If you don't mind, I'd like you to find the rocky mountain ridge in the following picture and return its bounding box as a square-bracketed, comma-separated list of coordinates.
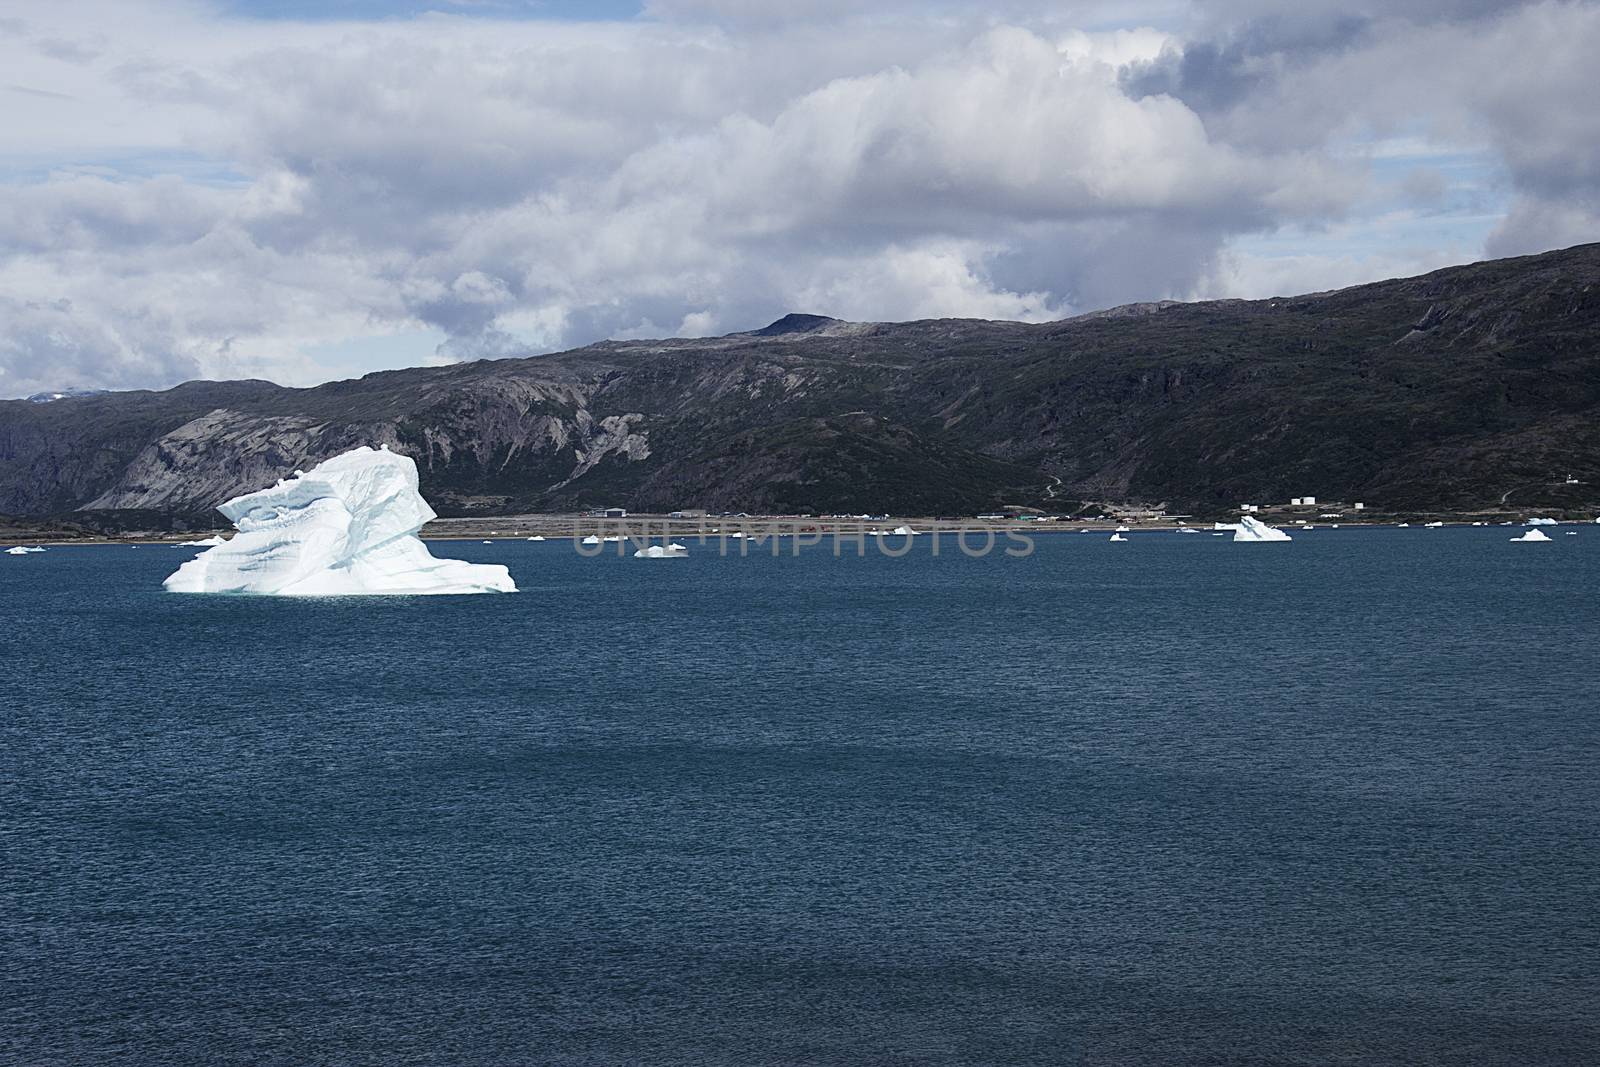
[3, 243, 1599, 520]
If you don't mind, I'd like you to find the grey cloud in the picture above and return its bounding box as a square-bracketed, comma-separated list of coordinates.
[0, 175, 232, 253]
[1121, 1, 1600, 258]
[7, 82, 76, 100]
[1122, 13, 1372, 131]
[34, 35, 102, 64]
[0, 296, 201, 398]
[1399, 167, 1449, 207]
[1487, 196, 1600, 257]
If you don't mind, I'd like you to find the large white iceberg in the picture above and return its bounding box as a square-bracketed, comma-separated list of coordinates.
[1510, 528, 1552, 542]
[1214, 516, 1292, 542]
[634, 542, 689, 558]
[6, 545, 46, 555]
[163, 446, 516, 595]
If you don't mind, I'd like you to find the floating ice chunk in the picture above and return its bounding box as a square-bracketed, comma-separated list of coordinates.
[1527, 517, 1558, 525]
[527, 535, 546, 541]
[876, 525, 919, 536]
[1424, 521, 1444, 528]
[1177, 528, 1199, 534]
[6, 545, 45, 555]
[178, 534, 228, 547]
[1397, 523, 1410, 528]
[1510, 529, 1552, 542]
[1566, 531, 1577, 536]
[634, 542, 689, 558]
[580, 535, 602, 545]
[1115, 525, 1130, 532]
[1108, 533, 1127, 542]
[163, 446, 515, 595]
[1213, 516, 1292, 542]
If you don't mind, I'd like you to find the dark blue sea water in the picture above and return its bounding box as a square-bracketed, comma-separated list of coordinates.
[3, 528, 1599, 1066]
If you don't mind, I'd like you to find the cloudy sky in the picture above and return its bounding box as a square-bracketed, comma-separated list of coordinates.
[2, 0, 1598, 397]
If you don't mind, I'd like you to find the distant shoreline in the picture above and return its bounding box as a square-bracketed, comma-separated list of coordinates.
[6, 510, 1593, 547]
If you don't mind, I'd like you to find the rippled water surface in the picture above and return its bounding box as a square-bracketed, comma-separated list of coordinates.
[3, 528, 1598, 1065]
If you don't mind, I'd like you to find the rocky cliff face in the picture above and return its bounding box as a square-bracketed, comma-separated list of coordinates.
[4, 243, 1599, 519]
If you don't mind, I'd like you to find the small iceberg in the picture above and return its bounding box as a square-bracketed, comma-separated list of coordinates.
[1510, 529, 1552, 542]
[163, 446, 516, 595]
[1115, 525, 1130, 533]
[1177, 528, 1200, 534]
[6, 545, 46, 555]
[876, 525, 919, 536]
[1108, 533, 1127, 542]
[1215, 516, 1292, 542]
[1424, 521, 1444, 528]
[581, 535, 602, 545]
[526, 535, 546, 542]
[178, 534, 228, 547]
[634, 543, 689, 558]
[1527, 517, 1558, 526]
[1397, 523, 1410, 528]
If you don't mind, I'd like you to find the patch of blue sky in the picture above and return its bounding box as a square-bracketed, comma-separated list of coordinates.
[220, 0, 644, 21]
[1339, 125, 1507, 204]
[1233, 209, 1500, 264]
[0, 149, 252, 187]
[300, 328, 454, 384]
[1377, 154, 1506, 238]
[1242, 138, 1511, 261]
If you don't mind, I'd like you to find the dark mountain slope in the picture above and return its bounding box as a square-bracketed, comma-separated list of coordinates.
[3, 243, 1598, 519]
